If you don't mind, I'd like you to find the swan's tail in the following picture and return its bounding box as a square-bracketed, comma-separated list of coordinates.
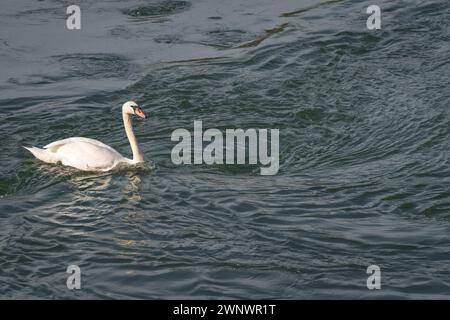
[23, 146, 59, 164]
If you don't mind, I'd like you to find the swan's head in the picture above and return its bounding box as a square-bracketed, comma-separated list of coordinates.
[122, 101, 146, 119]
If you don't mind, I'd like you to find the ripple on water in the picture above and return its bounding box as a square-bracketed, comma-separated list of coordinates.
[124, 1, 191, 18]
[53, 54, 135, 80]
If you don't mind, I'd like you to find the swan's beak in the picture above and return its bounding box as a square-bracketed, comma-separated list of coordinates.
[135, 107, 146, 119]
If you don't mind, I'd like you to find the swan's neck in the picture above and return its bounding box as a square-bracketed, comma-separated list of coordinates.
[122, 111, 144, 163]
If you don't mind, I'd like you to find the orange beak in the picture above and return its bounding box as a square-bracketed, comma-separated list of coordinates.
[135, 107, 146, 119]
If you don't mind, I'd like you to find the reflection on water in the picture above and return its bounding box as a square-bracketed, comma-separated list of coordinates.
[124, 173, 143, 202]
[63, 166, 148, 217]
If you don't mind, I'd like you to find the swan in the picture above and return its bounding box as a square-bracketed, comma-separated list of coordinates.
[24, 101, 146, 172]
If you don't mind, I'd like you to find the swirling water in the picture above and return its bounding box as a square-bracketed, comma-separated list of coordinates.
[0, 0, 449, 299]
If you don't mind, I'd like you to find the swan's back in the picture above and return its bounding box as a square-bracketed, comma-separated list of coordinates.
[45, 137, 118, 153]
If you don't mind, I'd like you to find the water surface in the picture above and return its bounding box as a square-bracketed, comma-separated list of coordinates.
[0, 0, 449, 299]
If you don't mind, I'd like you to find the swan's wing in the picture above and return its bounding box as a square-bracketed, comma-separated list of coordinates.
[44, 137, 117, 154]
[43, 137, 128, 171]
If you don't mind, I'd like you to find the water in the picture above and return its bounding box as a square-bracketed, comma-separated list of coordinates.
[0, 0, 449, 299]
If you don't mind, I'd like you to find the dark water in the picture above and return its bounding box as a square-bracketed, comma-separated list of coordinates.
[1, 0, 449, 299]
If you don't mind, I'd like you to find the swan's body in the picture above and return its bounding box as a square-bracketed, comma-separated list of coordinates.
[24, 101, 146, 172]
[24, 137, 131, 172]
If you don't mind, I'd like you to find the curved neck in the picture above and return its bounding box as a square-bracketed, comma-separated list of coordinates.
[122, 111, 144, 163]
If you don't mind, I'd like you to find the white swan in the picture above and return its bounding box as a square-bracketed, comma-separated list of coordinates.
[24, 101, 146, 172]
